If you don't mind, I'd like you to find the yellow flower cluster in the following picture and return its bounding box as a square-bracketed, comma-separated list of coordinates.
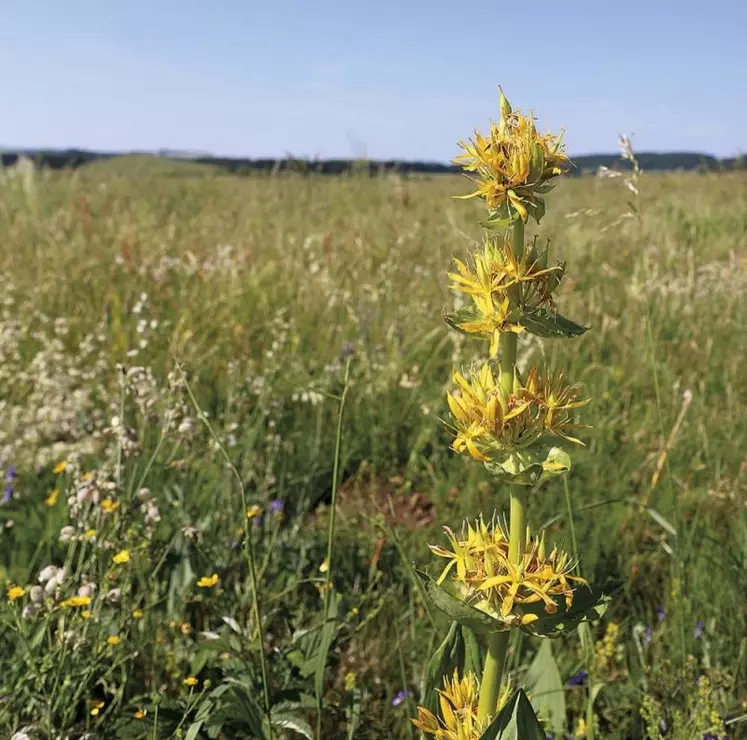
[430, 520, 587, 627]
[594, 621, 623, 674]
[413, 670, 511, 740]
[448, 234, 564, 355]
[448, 362, 587, 463]
[454, 89, 570, 222]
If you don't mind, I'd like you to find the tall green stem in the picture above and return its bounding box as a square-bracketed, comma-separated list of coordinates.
[477, 632, 510, 722]
[508, 489, 528, 563]
[477, 218, 527, 725]
[498, 219, 524, 394]
[505, 218, 528, 567]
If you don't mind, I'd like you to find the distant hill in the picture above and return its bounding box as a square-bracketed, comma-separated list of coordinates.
[0, 148, 744, 176]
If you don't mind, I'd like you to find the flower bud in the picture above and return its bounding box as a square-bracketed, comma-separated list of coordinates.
[499, 87, 512, 119]
[29, 585, 44, 603]
[59, 525, 76, 543]
[498, 87, 512, 136]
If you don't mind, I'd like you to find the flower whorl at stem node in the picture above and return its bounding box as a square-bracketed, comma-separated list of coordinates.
[447, 361, 588, 472]
[447, 234, 566, 356]
[453, 88, 571, 224]
[430, 519, 587, 629]
[412, 669, 512, 740]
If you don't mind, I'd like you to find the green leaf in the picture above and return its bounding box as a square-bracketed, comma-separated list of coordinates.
[421, 621, 486, 719]
[185, 721, 204, 740]
[462, 623, 484, 682]
[519, 585, 611, 638]
[271, 711, 315, 739]
[484, 446, 572, 486]
[479, 204, 516, 231]
[421, 621, 462, 719]
[479, 688, 546, 739]
[442, 306, 484, 337]
[479, 214, 516, 231]
[525, 640, 566, 735]
[634, 500, 677, 536]
[423, 574, 503, 635]
[520, 308, 589, 339]
[313, 590, 339, 702]
[530, 196, 546, 224]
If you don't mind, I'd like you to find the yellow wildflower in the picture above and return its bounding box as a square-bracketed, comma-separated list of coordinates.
[135, 707, 147, 719]
[413, 669, 512, 739]
[345, 672, 357, 692]
[447, 234, 565, 354]
[89, 699, 105, 716]
[7, 585, 25, 601]
[112, 550, 130, 565]
[429, 519, 587, 628]
[594, 621, 623, 674]
[319, 559, 329, 574]
[447, 362, 587, 464]
[197, 573, 219, 588]
[574, 716, 588, 738]
[101, 498, 120, 513]
[106, 635, 121, 646]
[53, 460, 68, 474]
[246, 504, 262, 519]
[84, 529, 97, 539]
[132, 608, 144, 619]
[45, 488, 59, 506]
[453, 88, 570, 223]
[60, 595, 92, 608]
[183, 676, 198, 687]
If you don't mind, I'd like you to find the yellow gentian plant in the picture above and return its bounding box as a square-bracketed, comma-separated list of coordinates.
[414, 89, 609, 739]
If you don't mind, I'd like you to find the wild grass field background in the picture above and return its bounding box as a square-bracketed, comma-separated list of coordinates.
[0, 159, 746, 738]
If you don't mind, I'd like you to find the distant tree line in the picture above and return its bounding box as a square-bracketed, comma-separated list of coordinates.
[0, 148, 744, 175]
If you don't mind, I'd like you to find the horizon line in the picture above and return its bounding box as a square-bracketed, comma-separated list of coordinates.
[1, 145, 743, 166]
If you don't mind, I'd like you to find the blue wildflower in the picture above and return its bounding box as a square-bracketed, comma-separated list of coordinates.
[270, 500, 284, 513]
[693, 619, 705, 639]
[392, 689, 412, 707]
[656, 606, 666, 622]
[568, 670, 588, 687]
[1, 483, 12, 505]
[644, 627, 653, 646]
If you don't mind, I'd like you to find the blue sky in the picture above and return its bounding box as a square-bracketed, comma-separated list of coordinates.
[1, 0, 744, 161]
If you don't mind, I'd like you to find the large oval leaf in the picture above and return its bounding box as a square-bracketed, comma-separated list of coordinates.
[422, 574, 504, 635]
[479, 688, 546, 739]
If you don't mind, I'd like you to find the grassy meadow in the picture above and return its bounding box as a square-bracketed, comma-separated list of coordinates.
[0, 158, 746, 739]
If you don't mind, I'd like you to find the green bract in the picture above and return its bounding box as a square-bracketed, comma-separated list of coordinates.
[483, 446, 572, 486]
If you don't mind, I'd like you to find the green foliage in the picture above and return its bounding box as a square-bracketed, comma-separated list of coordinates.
[420, 621, 484, 720]
[519, 308, 589, 339]
[524, 640, 566, 735]
[479, 689, 546, 739]
[0, 168, 745, 738]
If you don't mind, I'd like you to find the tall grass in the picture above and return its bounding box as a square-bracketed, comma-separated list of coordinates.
[0, 160, 745, 738]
